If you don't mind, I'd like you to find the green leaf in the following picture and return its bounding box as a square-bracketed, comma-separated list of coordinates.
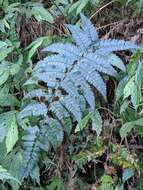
[26, 38, 43, 62]
[3, 19, 10, 30]
[25, 36, 52, 50]
[123, 76, 134, 99]
[131, 83, 141, 109]
[99, 175, 114, 190]
[32, 6, 54, 24]
[120, 100, 130, 114]
[120, 122, 134, 139]
[120, 118, 143, 139]
[10, 63, 21, 75]
[0, 111, 16, 142]
[0, 93, 20, 107]
[0, 64, 9, 86]
[5, 113, 18, 153]
[68, 1, 81, 14]
[91, 110, 102, 136]
[100, 175, 114, 184]
[126, 50, 141, 77]
[116, 77, 128, 101]
[135, 61, 143, 86]
[75, 110, 102, 136]
[133, 117, 143, 126]
[122, 169, 134, 183]
[75, 112, 91, 133]
[76, 0, 89, 15]
[25, 36, 52, 62]
[127, 60, 137, 77]
[5, 2, 20, 13]
[0, 165, 21, 184]
[0, 46, 14, 61]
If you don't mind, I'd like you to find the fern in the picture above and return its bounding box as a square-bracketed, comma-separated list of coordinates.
[19, 13, 138, 180]
[20, 125, 49, 180]
[23, 89, 51, 100]
[20, 119, 63, 180]
[18, 103, 47, 121]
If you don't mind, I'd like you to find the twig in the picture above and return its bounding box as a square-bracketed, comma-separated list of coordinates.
[97, 21, 122, 30]
[90, 0, 115, 19]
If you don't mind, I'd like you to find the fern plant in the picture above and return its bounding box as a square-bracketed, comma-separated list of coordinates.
[18, 13, 138, 181]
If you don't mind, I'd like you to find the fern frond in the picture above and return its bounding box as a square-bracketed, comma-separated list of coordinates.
[35, 59, 67, 73]
[46, 118, 64, 150]
[67, 73, 96, 110]
[95, 39, 138, 55]
[78, 79, 95, 110]
[20, 126, 40, 179]
[34, 55, 68, 69]
[61, 79, 80, 98]
[43, 43, 81, 60]
[80, 13, 98, 43]
[80, 69, 106, 97]
[34, 70, 65, 88]
[18, 103, 47, 121]
[60, 95, 82, 122]
[81, 53, 117, 76]
[20, 125, 50, 180]
[65, 24, 90, 50]
[49, 101, 70, 120]
[24, 89, 50, 100]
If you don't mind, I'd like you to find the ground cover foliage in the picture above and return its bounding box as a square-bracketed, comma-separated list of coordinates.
[0, 0, 143, 189]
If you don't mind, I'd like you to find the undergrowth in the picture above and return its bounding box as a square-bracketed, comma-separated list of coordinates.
[0, 0, 143, 190]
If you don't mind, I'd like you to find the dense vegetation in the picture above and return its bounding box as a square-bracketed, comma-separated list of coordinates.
[0, 0, 143, 189]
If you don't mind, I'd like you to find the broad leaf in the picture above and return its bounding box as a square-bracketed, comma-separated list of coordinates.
[32, 6, 54, 24]
[0, 111, 17, 143]
[131, 83, 141, 109]
[116, 77, 128, 101]
[120, 122, 134, 139]
[123, 76, 134, 99]
[120, 118, 143, 139]
[75, 112, 91, 133]
[0, 93, 20, 107]
[6, 113, 18, 153]
[0, 64, 9, 86]
[120, 100, 130, 114]
[91, 110, 102, 136]
[76, 0, 89, 15]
